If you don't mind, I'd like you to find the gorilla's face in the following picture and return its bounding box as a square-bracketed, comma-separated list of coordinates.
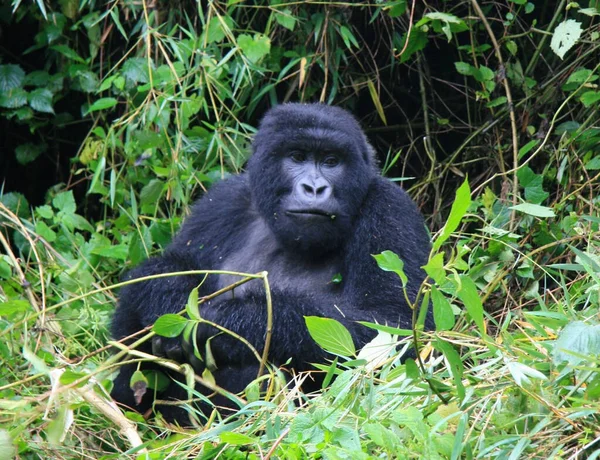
[248, 104, 377, 257]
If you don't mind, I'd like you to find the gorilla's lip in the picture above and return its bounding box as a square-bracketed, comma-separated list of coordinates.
[285, 209, 333, 218]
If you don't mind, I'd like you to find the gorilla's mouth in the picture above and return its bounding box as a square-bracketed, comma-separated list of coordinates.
[286, 209, 335, 219]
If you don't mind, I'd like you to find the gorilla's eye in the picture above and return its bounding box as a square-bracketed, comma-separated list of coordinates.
[323, 155, 340, 167]
[290, 151, 306, 163]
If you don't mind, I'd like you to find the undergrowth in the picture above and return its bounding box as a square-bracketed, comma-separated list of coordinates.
[1, 1, 600, 458]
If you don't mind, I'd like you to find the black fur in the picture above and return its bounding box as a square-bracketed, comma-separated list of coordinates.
[110, 103, 432, 424]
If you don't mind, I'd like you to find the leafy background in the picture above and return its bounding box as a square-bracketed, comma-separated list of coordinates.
[1, 0, 600, 458]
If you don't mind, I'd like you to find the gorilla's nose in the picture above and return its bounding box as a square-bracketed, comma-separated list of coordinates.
[298, 178, 332, 204]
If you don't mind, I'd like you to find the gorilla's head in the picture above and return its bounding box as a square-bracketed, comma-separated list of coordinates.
[248, 103, 378, 256]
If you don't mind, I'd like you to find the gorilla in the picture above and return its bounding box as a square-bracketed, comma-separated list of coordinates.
[110, 103, 432, 424]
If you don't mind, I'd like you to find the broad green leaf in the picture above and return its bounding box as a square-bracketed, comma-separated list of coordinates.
[0, 429, 16, 460]
[0, 87, 27, 108]
[550, 19, 582, 59]
[585, 156, 600, 170]
[0, 259, 11, 279]
[357, 331, 394, 370]
[52, 191, 76, 214]
[238, 34, 271, 63]
[121, 57, 150, 84]
[59, 370, 88, 386]
[431, 286, 455, 331]
[35, 221, 56, 242]
[432, 178, 471, 252]
[423, 252, 445, 285]
[206, 16, 233, 43]
[87, 97, 117, 113]
[580, 91, 600, 107]
[373, 250, 407, 286]
[153, 314, 188, 337]
[0, 300, 29, 315]
[275, 8, 296, 31]
[219, 432, 256, 445]
[486, 96, 507, 108]
[517, 166, 548, 204]
[305, 316, 355, 356]
[0, 64, 25, 91]
[455, 62, 474, 76]
[15, 143, 45, 165]
[457, 275, 484, 334]
[554, 321, 600, 366]
[46, 405, 73, 446]
[509, 203, 555, 218]
[28, 88, 54, 113]
[50, 44, 86, 63]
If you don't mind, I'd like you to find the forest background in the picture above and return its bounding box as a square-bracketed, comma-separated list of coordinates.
[1, 0, 600, 458]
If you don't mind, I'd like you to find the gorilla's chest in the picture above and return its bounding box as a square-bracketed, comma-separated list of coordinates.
[215, 219, 342, 298]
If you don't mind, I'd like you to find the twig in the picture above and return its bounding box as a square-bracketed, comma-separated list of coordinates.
[471, 0, 520, 229]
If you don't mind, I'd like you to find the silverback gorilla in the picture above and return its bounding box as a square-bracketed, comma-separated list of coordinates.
[111, 103, 432, 424]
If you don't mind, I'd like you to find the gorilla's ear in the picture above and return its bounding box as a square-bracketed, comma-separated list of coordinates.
[363, 138, 380, 169]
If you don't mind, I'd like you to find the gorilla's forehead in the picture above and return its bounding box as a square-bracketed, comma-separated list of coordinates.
[283, 127, 357, 153]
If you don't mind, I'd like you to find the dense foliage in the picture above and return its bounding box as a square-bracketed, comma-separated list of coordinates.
[1, 0, 599, 458]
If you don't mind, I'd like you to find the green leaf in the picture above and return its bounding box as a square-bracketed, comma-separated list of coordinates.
[580, 91, 600, 108]
[0, 88, 28, 108]
[0, 300, 29, 315]
[423, 252, 446, 285]
[219, 432, 256, 446]
[517, 166, 548, 204]
[28, 88, 54, 114]
[454, 62, 474, 76]
[153, 314, 188, 337]
[373, 250, 407, 286]
[0, 429, 16, 460]
[432, 178, 471, 252]
[517, 139, 539, 159]
[550, 19, 582, 59]
[0, 64, 25, 91]
[506, 361, 547, 387]
[87, 97, 118, 113]
[585, 156, 600, 170]
[456, 275, 484, 334]
[206, 16, 233, 43]
[186, 288, 200, 320]
[52, 191, 76, 214]
[0, 259, 11, 280]
[486, 96, 507, 108]
[121, 57, 151, 84]
[509, 203, 555, 218]
[275, 8, 296, 31]
[431, 286, 455, 331]
[35, 221, 57, 242]
[305, 316, 355, 356]
[434, 338, 465, 399]
[50, 44, 86, 63]
[554, 321, 600, 366]
[15, 143, 45, 165]
[90, 244, 128, 260]
[238, 34, 271, 63]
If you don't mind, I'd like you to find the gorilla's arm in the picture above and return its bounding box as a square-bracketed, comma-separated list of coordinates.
[192, 289, 383, 370]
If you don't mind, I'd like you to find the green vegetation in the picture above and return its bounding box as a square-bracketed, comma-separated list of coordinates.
[1, 0, 600, 458]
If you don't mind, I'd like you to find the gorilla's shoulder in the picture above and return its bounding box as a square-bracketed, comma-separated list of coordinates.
[365, 177, 424, 218]
[172, 174, 253, 247]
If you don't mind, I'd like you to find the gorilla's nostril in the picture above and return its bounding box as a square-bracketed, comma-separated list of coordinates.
[302, 183, 315, 195]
